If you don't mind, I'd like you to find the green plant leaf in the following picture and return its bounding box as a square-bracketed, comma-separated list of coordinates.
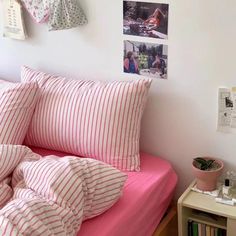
[194, 158, 207, 165]
[193, 157, 215, 170]
[206, 160, 215, 169]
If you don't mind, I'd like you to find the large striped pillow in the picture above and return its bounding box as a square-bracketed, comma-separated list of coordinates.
[0, 79, 12, 93]
[0, 80, 39, 144]
[21, 66, 152, 171]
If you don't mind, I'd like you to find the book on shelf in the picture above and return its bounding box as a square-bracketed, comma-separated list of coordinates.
[200, 223, 206, 236]
[192, 221, 198, 236]
[187, 220, 226, 236]
[205, 225, 210, 236]
[188, 220, 193, 236]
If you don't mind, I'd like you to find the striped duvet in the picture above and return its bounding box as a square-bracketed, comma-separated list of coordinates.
[0, 145, 127, 236]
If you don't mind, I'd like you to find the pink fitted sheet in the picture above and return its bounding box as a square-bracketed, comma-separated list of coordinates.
[31, 147, 177, 236]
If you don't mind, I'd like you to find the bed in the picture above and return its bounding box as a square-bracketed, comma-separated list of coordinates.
[0, 68, 178, 235]
[30, 147, 178, 236]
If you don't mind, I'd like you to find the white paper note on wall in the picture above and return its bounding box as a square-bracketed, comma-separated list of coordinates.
[217, 88, 236, 133]
[230, 87, 236, 128]
[2, 0, 27, 40]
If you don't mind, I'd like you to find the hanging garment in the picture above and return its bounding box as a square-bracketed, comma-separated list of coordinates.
[21, 0, 49, 23]
[48, 0, 88, 31]
[20, 0, 87, 30]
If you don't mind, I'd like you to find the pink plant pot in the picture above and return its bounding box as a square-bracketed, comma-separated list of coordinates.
[192, 158, 224, 191]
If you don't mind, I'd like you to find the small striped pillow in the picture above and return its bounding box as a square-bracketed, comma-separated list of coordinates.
[0, 81, 39, 144]
[21, 66, 152, 171]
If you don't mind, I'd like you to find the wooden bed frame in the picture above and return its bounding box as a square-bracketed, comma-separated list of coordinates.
[153, 204, 178, 236]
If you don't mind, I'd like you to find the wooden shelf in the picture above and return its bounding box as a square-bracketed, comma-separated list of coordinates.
[188, 210, 227, 229]
[182, 191, 236, 219]
[178, 181, 236, 236]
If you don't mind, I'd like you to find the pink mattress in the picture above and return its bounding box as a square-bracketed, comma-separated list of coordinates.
[31, 147, 177, 236]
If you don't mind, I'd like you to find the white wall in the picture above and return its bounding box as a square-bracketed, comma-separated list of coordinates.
[1, 0, 236, 197]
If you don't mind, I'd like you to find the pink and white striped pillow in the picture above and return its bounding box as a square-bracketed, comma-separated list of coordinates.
[0, 81, 39, 144]
[0, 79, 12, 93]
[21, 66, 152, 171]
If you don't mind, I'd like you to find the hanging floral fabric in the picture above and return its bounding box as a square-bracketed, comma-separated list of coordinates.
[20, 0, 87, 30]
[48, 0, 87, 31]
[21, 0, 49, 23]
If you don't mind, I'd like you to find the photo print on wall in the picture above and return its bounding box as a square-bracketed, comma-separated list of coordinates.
[123, 1, 169, 39]
[124, 40, 168, 79]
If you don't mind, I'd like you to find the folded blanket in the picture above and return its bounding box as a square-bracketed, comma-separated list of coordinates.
[0, 145, 127, 235]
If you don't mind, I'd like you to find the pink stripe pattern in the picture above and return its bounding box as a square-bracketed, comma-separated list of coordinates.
[0, 145, 37, 208]
[0, 145, 127, 236]
[0, 178, 12, 208]
[0, 80, 39, 144]
[21, 66, 152, 171]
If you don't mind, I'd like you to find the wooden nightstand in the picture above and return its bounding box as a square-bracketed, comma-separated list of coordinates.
[178, 181, 236, 236]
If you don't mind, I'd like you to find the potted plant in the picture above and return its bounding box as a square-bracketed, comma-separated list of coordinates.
[192, 157, 224, 191]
